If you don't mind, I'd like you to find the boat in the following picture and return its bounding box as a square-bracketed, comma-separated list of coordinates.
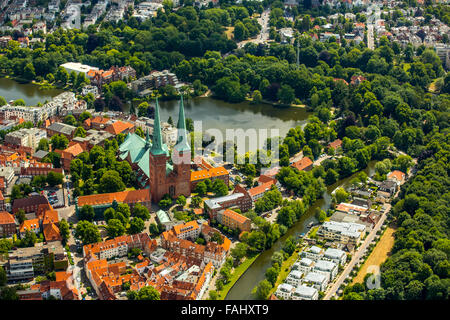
[308, 222, 314, 228]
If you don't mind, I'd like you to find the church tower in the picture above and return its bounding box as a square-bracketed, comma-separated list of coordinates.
[172, 95, 191, 197]
[148, 98, 170, 203]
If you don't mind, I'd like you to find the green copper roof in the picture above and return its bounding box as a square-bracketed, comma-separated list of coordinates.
[174, 95, 191, 153]
[150, 98, 169, 156]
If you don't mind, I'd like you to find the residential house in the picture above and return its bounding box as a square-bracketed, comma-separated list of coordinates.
[302, 272, 328, 292]
[0, 211, 16, 237]
[301, 246, 324, 261]
[291, 157, 313, 172]
[216, 209, 251, 233]
[291, 285, 318, 300]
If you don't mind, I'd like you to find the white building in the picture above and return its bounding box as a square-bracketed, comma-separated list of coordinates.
[301, 246, 324, 261]
[285, 270, 303, 287]
[4, 127, 47, 151]
[317, 221, 366, 245]
[61, 62, 98, 76]
[275, 283, 294, 300]
[302, 272, 329, 292]
[323, 248, 347, 266]
[291, 285, 319, 300]
[295, 257, 315, 274]
[313, 260, 338, 281]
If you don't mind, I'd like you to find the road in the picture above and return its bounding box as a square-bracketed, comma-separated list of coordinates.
[323, 203, 390, 300]
[237, 9, 271, 49]
[366, 4, 380, 50]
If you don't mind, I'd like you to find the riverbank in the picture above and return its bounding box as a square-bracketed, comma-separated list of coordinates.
[218, 253, 260, 300]
[268, 250, 300, 297]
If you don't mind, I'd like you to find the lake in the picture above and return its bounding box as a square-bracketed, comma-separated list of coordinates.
[130, 97, 312, 137]
[0, 78, 63, 106]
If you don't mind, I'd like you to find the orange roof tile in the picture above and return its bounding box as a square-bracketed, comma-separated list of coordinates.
[77, 189, 150, 207]
[0, 211, 14, 225]
[388, 170, 405, 182]
[105, 121, 134, 135]
[63, 143, 84, 157]
[248, 181, 275, 197]
[173, 220, 200, 237]
[43, 223, 62, 242]
[191, 167, 228, 182]
[19, 218, 40, 233]
[221, 209, 250, 225]
[291, 157, 313, 171]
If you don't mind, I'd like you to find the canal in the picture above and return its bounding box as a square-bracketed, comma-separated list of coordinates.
[0, 78, 63, 106]
[225, 161, 377, 300]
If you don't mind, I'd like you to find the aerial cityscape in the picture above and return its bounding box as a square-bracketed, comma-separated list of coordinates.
[0, 0, 448, 304]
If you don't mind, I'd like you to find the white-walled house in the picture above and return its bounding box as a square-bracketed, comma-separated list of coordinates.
[292, 285, 319, 300]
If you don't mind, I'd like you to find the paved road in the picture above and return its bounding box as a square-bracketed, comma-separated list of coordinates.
[237, 9, 271, 48]
[323, 204, 389, 300]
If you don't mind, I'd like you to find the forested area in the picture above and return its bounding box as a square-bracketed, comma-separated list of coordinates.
[343, 131, 449, 300]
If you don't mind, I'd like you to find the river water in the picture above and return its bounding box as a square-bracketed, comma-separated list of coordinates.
[225, 161, 377, 300]
[0, 78, 63, 106]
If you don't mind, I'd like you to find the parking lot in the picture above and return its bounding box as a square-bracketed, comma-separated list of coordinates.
[45, 187, 65, 208]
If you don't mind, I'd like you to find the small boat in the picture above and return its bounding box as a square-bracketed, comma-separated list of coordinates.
[308, 222, 314, 228]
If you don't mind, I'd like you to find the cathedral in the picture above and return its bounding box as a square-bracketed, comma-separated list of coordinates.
[119, 97, 192, 203]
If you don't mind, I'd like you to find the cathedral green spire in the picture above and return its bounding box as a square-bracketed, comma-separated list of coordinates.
[150, 98, 167, 156]
[175, 95, 191, 153]
[145, 127, 151, 148]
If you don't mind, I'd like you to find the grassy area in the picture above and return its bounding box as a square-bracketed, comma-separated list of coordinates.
[309, 226, 319, 239]
[352, 226, 396, 284]
[225, 27, 234, 40]
[269, 250, 299, 297]
[218, 254, 260, 300]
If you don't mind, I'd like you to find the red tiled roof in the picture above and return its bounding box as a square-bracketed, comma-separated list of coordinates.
[191, 167, 228, 182]
[77, 189, 150, 207]
[291, 157, 313, 171]
[0, 211, 14, 225]
[105, 121, 134, 135]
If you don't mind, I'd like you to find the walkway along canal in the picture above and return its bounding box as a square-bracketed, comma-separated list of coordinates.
[225, 161, 377, 300]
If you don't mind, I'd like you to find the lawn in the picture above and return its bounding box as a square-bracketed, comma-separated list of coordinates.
[352, 226, 396, 284]
[269, 250, 299, 297]
[225, 27, 234, 40]
[218, 254, 260, 300]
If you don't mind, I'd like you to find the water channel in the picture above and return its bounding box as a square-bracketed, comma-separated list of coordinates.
[225, 161, 377, 300]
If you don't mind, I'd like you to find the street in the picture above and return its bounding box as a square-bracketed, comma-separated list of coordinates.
[323, 205, 389, 300]
[237, 9, 271, 49]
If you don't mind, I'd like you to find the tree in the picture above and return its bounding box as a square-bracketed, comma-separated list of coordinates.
[132, 203, 150, 221]
[23, 63, 36, 81]
[15, 209, 26, 224]
[98, 170, 126, 193]
[20, 231, 37, 247]
[59, 219, 70, 243]
[212, 179, 228, 197]
[64, 115, 77, 126]
[74, 126, 86, 138]
[50, 134, 69, 150]
[195, 181, 207, 196]
[136, 286, 160, 300]
[79, 205, 95, 221]
[231, 242, 248, 264]
[334, 188, 349, 204]
[253, 279, 272, 300]
[325, 169, 339, 185]
[47, 171, 63, 187]
[265, 266, 279, 286]
[0, 286, 19, 300]
[107, 219, 126, 238]
[0, 266, 6, 286]
[176, 195, 186, 207]
[37, 138, 49, 151]
[277, 84, 295, 105]
[316, 209, 327, 223]
[128, 217, 145, 234]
